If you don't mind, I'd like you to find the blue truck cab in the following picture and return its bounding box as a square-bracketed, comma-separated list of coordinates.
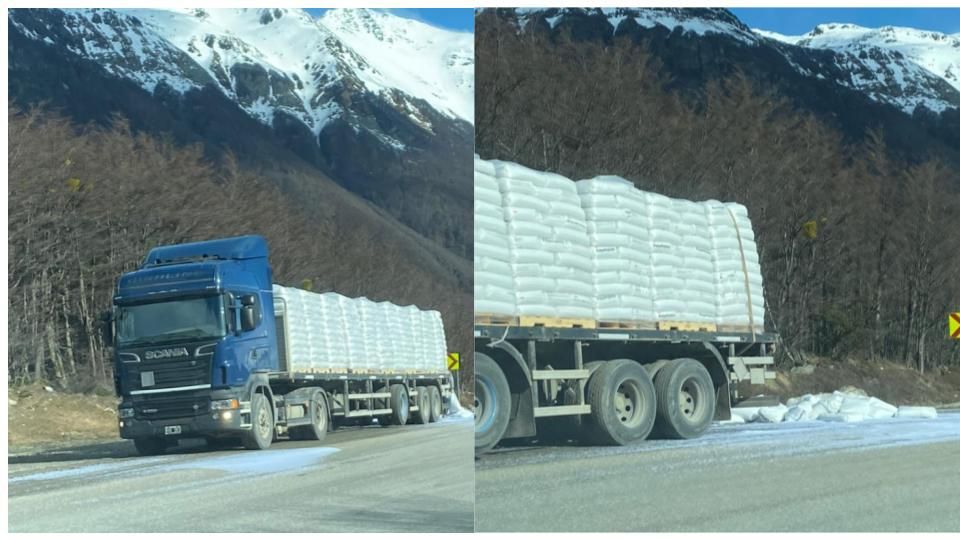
[112, 235, 280, 454]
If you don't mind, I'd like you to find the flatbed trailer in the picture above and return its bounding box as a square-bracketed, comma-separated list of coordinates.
[474, 322, 777, 452]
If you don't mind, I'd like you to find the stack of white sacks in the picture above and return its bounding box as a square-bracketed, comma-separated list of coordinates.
[497, 160, 594, 319]
[577, 176, 655, 322]
[730, 391, 938, 424]
[474, 156, 765, 331]
[273, 285, 447, 373]
[474, 159, 517, 316]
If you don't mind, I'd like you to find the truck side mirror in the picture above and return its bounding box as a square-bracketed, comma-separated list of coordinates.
[241, 294, 256, 307]
[241, 305, 257, 332]
[99, 310, 114, 347]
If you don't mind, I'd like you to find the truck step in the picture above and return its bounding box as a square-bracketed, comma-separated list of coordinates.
[532, 369, 590, 381]
[657, 320, 718, 332]
[475, 313, 519, 326]
[533, 405, 591, 418]
[518, 316, 597, 329]
[597, 320, 657, 330]
[334, 408, 392, 418]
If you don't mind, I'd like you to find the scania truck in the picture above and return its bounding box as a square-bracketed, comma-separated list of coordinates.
[105, 235, 453, 455]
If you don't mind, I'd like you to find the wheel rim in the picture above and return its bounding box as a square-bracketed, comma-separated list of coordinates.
[678, 376, 706, 422]
[256, 403, 271, 440]
[399, 391, 408, 422]
[614, 379, 645, 428]
[476, 376, 495, 432]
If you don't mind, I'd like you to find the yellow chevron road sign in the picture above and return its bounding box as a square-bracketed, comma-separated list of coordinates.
[447, 352, 460, 371]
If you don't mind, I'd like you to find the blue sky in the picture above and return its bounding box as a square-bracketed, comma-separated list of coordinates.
[305, 8, 473, 32]
[731, 8, 960, 35]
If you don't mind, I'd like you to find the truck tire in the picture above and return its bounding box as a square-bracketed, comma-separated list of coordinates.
[290, 391, 330, 441]
[652, 358, 716, 439]
[475, 353, 511, 453]
[429, 386, 443, 422]
[411, 387, 430, 424]
[583, 359, 657, 445]
[133, 437, 167, 456]
[387, 384, 409, 426]
[242, 392, 274, 450]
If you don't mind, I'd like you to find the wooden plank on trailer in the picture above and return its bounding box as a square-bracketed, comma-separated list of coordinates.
[597, 320, 657, 330]
[519, 315, 597, 329]
[657, 320, 718, 332]
[475, 313, 518, 326]
[717, 324, 764, 334]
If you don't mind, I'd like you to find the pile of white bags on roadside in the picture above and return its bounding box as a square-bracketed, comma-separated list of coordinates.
[273, 285, 447, 374]
[473, 156, 765, 331]
[729, 391, 938, 424]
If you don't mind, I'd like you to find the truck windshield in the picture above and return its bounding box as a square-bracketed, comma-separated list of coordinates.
[115, 296, 225, 347]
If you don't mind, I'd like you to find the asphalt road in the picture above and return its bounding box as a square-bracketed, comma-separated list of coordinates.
[476, 412, 960, 532]
[8, 417, 474, 533]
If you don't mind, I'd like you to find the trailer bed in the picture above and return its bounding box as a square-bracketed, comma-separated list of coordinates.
[475, 323, 777, 345]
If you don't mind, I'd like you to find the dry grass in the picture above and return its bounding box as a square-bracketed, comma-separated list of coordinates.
[8, 383, 120, 450]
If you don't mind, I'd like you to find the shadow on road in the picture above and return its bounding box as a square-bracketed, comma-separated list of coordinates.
[8, 438, 213, 465]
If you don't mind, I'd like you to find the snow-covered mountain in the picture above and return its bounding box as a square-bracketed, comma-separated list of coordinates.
[758, 23, 960, 113]
[9, 7, 475, 256]
[8, 8, 473, 144]
[492, 8, 960, 115]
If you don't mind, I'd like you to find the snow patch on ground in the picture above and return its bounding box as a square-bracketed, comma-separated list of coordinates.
[441, 392, 474, 423]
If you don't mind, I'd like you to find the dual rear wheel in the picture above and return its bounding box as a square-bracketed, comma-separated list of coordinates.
[584, 357, 715, 444]
[473, 352, 717, 452]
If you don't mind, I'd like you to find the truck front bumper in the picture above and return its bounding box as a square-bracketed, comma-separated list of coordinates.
[119, 409, 246, 440]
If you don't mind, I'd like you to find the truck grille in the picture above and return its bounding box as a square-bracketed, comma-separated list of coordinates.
[134, 393, 209, 420]
[123, 355, 212, 392]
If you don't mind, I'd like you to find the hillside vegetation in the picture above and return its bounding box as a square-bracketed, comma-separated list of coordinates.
[476, 13, 960, 373]
[7, 105, 473, 396]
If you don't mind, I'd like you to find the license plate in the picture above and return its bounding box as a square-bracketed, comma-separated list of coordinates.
[164, 425, 182, 435]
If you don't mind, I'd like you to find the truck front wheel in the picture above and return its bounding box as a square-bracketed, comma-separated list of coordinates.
[133, 437, 167, 456]
[653, 358, 715, 439]
[584, 359, 657, 445]
[475, 353, 510, 453]
[242, 393, 274, 450]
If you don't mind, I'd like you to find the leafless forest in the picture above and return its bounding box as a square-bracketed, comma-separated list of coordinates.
[475, 18, 960, 372]
[8, 105, 473, 395]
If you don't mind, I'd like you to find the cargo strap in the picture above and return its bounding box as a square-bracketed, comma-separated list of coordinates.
[727, 207, 756, 340]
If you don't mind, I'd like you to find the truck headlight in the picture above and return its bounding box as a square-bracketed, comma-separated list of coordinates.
[119, 408, 135, 419]
[211, 398, 239, 410]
